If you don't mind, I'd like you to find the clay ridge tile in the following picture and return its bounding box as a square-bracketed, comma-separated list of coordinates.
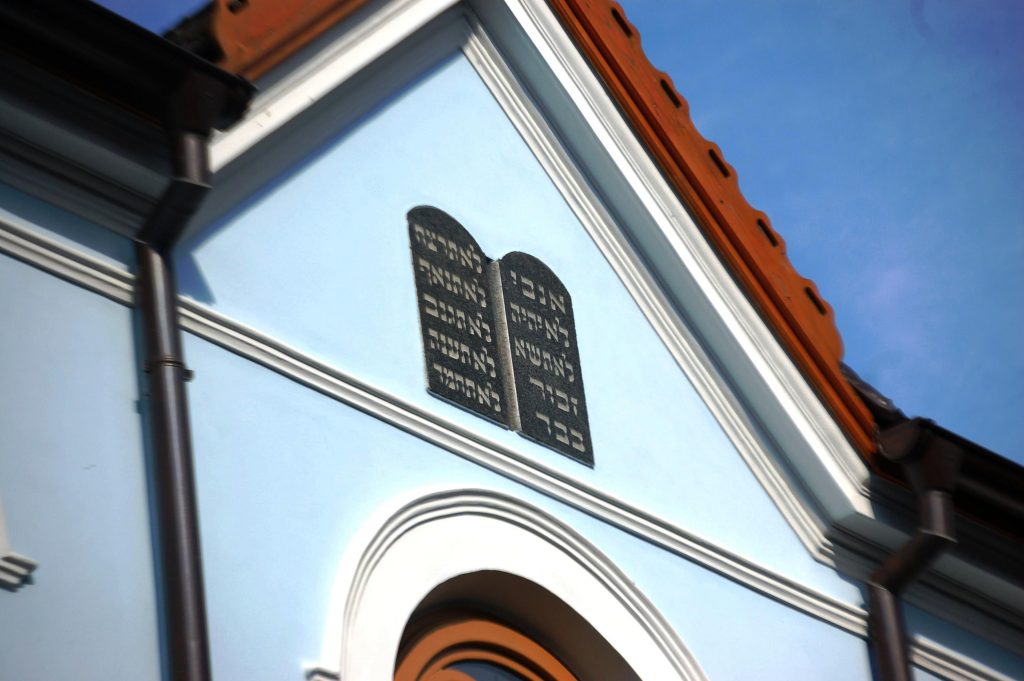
[547, 0, 877, 455]
[211, 0, 373, 79]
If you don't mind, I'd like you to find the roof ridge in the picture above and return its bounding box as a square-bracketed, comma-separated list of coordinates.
[547, 0, 876, 455]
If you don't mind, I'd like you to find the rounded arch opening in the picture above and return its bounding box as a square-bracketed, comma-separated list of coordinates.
[327, 489, 706, 681]
[396, 571, 640, 680]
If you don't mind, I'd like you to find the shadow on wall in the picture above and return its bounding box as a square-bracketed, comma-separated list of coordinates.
[174, 51, 465, 305]
[402, 570, 641, 680]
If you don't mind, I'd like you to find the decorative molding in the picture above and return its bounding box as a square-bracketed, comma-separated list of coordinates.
[328, 489, 708, 681]
[462, 18, 832, 564]
[0, 212, 134, 305]
[912, 642, 1016, 681]
[210, 0, 461, 173]
[0, 197, 1012, 681]
[206, 0, 861, 574]
[0, 498, 37, 592]
[0, 553, 36, 592]
[176, 295, 865, 632]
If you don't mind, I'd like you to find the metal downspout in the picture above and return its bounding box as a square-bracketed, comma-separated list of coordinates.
[136, 126, 215, 681]
[867, 422, 961, 681]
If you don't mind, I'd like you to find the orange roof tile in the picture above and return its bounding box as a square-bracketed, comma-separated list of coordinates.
[545, 0, 877, 456]
[212, 0, 373, 79]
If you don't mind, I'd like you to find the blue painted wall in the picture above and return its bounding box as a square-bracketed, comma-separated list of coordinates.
[179, 49, 860, 605]
[0, 253, 160, 679]
[185, 331, 877, 680]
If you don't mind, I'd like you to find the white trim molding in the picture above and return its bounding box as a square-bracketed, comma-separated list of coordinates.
[209, 0, 871, 559]
[320, 488, 708, 681]
[461, 15, 831, 564]
[0, 211, 133, 305]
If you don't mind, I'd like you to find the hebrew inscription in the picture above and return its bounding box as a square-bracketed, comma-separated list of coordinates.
[408, 207, 593, 465]
[496, 252, 592, 464]
[408, 206, 508, 425]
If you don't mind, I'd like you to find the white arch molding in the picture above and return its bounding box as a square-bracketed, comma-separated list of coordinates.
[314, 488, 708, 681]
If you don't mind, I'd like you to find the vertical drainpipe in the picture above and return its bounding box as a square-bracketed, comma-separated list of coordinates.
[867, 421, 961, 681]
[135, 73, 225, 681]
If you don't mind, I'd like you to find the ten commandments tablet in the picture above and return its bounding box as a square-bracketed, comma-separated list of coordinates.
[408, 207, 592, 464]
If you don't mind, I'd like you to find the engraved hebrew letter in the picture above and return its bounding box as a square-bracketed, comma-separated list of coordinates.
[409, 207, 508, 426]
[496, 252, 592, 463]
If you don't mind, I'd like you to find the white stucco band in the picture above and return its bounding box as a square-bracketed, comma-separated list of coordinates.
[319, 488, 707, 681]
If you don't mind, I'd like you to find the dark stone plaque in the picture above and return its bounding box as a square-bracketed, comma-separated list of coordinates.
[495, 252, 592, 464]
[408, 207, 509, 426]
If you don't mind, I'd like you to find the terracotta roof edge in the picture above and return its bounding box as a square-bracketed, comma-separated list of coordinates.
[546, 0, 877, 455]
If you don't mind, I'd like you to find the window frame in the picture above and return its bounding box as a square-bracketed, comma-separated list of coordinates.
[395, 616, 578, 681]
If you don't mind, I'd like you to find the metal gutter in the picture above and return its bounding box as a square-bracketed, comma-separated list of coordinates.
[851, 361, 1024, 678]
[132, 65, 252, 681]
[868, 420, 962, 681]
[135, 127, 215, 681]
[0, 3, 254, 679]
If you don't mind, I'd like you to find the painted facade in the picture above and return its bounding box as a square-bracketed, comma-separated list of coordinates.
[0, 1, 1020, 680]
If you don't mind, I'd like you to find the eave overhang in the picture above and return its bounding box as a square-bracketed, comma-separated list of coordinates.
[0, 0, 255, 232]
[0, 0, 253, 131]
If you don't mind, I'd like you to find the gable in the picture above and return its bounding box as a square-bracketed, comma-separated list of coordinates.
[190, 0, 1024, 654]
[182, 26, 859, 599]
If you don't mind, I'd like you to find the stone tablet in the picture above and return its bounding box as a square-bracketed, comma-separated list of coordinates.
[494, 252, 592, 464]
[408, 207, 509, 426]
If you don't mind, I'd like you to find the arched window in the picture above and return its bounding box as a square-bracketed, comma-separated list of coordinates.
[395, 616, 577, 681]
[324, 490, 706, 681]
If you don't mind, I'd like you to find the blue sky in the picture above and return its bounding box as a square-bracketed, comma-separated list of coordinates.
[100, 0, 1022, 463]
[620, 0, 1023, 462]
